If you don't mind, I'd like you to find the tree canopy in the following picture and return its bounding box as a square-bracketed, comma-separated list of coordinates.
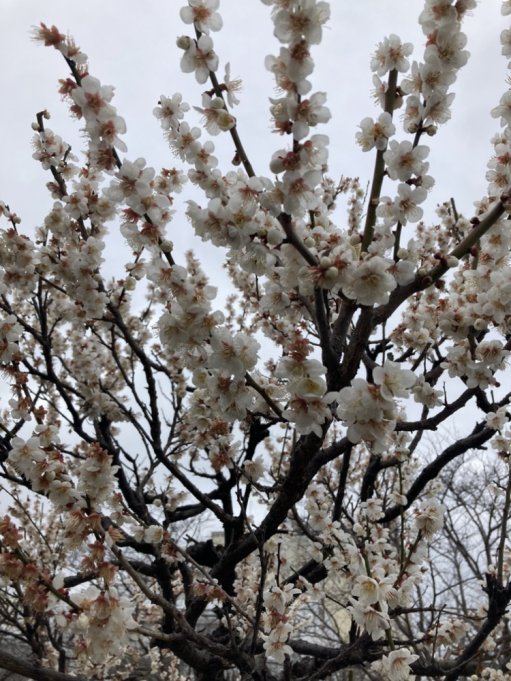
[2, 1, 511, 679]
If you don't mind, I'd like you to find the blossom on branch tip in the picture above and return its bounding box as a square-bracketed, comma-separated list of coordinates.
[31, 22, 65, 48]
[31, 23, 87, 64]
[371, 34, 413, 76]
[179, 0, 223, 33]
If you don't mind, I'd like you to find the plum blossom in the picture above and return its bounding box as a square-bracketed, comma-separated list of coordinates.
[0, 315, 21, 364]
[377, 183, 427, 225]
[108, 158, 155, 205]
[222, 63, 242, 106]
[282, 379, 338, 437]
[179, 0, 223, 33]
[380, 648, 419, 680]
[32, 128, 74, 171]
[242, 456, 265, 483]
[86, 114, 127, 152]
[487, 405, 510, 431]
[384, 140, 430, 181]
[501, 28, 511, 62]
[415, 498, 446, 538]
[492, 90, 511, 127]
[194, 94, 236, 134]
[292, 92, 331, 139]
[337, 378, 398, 452]
[356, 112, 395, 152]
[281, 168, 322, 216]
[418, 1, 458, 33]
[263, 627, 293, 663]
[265, 47, 313, 95]
[72, 587, 136, 664]
[168, 121, 202, 162]
[352, 574, 393, 607]
[423, 90, 456, 125]
[178, 34, 219, 83]
[413, 376, 443, 408]
[144, 525, 164, 544]
[31, 22, 87, 64]
[153, 93, 190, 131]
[270, 92, 331, 141]
[349, 602, 389, 639]
[371, 34, 413, 76]
[402, 55, 457, 100]
[8, 6, 511, 679]
[70, 75, 114, 118]
[68, 75, 129, 156]
[262, 584, 300, 662]
[272, 1, 330, 45]
[77, 443, 119, 507]
[373, 361, 416, 400]
[424, 25, 470, 70]
[208, 328, 259, 377]
[343, 255, 397, 306]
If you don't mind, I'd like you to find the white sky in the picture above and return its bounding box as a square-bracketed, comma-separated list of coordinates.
[0, 0, 507, 254]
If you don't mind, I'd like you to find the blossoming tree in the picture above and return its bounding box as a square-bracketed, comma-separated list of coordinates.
[2, 0, 511, 679]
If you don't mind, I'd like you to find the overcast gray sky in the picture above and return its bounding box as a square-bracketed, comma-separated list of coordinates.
[0, 1, 507, 262]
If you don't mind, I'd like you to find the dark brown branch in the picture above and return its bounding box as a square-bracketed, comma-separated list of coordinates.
[0, 649, 85, 681]
[382, 421, 495, 523]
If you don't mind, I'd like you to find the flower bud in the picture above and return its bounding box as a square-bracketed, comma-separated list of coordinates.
[267, 226, 283, 246]
[176, 35, 192, 50]
[473, 318, 487, 331]
[160, 239, 173, 252]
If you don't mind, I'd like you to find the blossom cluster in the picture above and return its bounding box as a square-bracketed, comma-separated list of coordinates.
[337, 361, 416, 452]
[264, 1, 331, 217]
[65, 586, 136, 664]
